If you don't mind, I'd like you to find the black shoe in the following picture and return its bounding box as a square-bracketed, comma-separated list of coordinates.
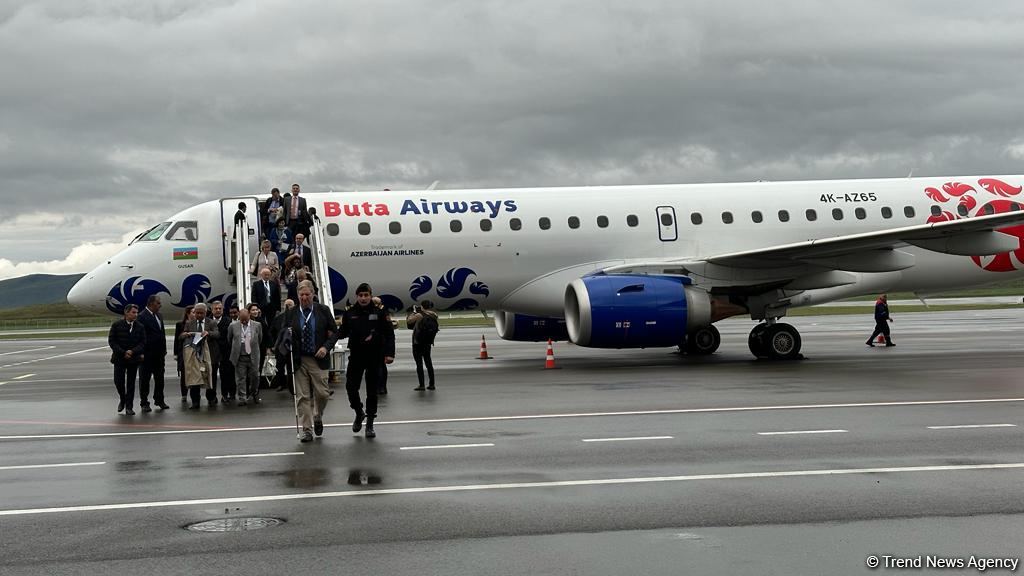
[427, 385, 435, 390]
[253, 397, 262, 405]
[314, 419, 324, 437]
[365, 419, 376, 439]
[237, 399, 247, 406]
[141, 405, 152, 413]
[378, 388, 388, 395]
[125, 408, 136, 416]
[414, 386, 425, 391]
[189, 404, 200, 410]
[885, 342, 896, 347]
[181, 396, 188, 404]
[866, 342, 875, 347]
[299, 429, 313, 443]
[209, 397, 219, 405]
[117, 401, 125, 413]
[352, 413, 364, 433]
[156, 403, 170, 410]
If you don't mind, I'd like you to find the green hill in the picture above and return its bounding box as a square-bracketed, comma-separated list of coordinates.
[0, 273, 86, 310]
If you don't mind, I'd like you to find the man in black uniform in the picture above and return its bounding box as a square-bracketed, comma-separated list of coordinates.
[108, 304, 146, 415]
[338, 283, 395, 438]
[866, 293, 895, 347]
[138, 295, 169, 412]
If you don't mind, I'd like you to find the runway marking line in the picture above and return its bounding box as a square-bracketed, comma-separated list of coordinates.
[0, 346, 108, 369]
[927, 424, 1017, 430]
[0, 461, 105, 472]
[757, 430, 848, 436]
[0, 419, 237, 431]
[2, 397, 1023, 441]
[205, 452, 304, 460]
[1, 462, 1022, 516]
[12, 374, 34, 380]
[0, 346, 55, 357]
[582, 436, 674, 442]
[399, 443, 495, 451]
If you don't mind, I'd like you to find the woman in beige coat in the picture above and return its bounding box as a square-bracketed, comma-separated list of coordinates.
[180, 302, 219, 410]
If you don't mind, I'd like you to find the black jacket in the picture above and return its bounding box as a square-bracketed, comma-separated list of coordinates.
[283, 302, 339, 370]
[138, 308, 166, 357]
[109, 319, 146, 365]
[339, 303, 396, 358]
[252, 278, 281, 317]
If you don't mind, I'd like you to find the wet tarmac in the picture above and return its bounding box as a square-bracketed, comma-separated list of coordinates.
[1, 310, 1023, 575]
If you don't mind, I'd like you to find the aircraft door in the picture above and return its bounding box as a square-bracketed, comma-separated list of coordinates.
[656, 206, 677, 242]
[219, 197, 261, 272]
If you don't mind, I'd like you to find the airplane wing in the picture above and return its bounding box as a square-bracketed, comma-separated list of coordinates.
[604, 210, 1024, 281]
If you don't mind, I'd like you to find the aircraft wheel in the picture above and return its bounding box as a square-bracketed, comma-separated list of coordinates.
[764, 323, 802, 360]
[686, 325, 721, 355]
[748, 324, 769, 358]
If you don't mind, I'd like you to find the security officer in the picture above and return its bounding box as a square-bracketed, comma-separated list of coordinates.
[338, 283, 395, 438]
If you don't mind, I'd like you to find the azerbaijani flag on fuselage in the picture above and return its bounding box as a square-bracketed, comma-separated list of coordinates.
[173, 247, 198, 260]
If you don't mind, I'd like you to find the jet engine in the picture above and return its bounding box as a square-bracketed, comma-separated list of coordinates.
[564, 274, 712, 348]
[495, 311, 570, 342]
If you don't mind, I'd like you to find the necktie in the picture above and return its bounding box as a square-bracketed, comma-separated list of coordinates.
[302, 309, 314, 354]
[297, 246, 302, 258]
[264, 281, 271, 303]
[198, 321, 203, 333]
[292, 197, 298, 218]
[242, 323, 251, 354]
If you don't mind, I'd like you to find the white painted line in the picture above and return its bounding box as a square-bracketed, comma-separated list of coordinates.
[757, 429, 848, 436]
[0, 382, 7, 387]
[0, 346, 108, 369]
[927, 424, 1017, 430]
[399, 443, 495, 451]
[205, 452, 304, 460]
[0, 346, 55, 357]
[2, 397, 1024, 441]
[12, 373, 35, 380]
[1, 462, 1021, 517]
[582, 436, 673, 443]
[0, 461, 106, 472]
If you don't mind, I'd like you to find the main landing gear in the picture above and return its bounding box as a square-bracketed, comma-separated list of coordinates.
[748, 322, 802, 360]
[682, 325, 721, 355]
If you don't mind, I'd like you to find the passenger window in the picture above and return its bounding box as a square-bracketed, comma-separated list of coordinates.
[137, 222, 171, 243]
[661, 213, 674, 227]
[930, 205, 942, 216]
[778, 210, 790, 222]
[957, 204, 969, 217]
[904, 206, 915, 218]
[1011, 202, 1022, 211]
[389, 221, 401, 234]
[690, 212, 703, 225]
[326, 223, 340, 236]
[597, 215, 609, 228]
[539, 217, 551, 230]
[626, 214, 639, 227]
[721, 211, 734, 224]
[751, 211, 763, 223]
[450, 219, 462, 233]
[480, 219, 493, 231]
[805, 209, 817, 222]
[358, 222, 371, 236]
[982, 204, 995, 215]
[510, 218, 522, 231]
[568, 216, 581, 229]
[855, 207, 866, 220]
[165, 221, 199, 242]
[832, 208, 843, 221]
[420, 220, 432, 233]
[881, 206, 893, 219]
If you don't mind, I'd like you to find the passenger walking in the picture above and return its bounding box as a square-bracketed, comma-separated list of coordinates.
[180, 302, 218, 410]
[286, 282, 339, 443]
[173, 305, 195, 402]
[338, 283, 395, 439]
[229, 307, 263, 405]
[866, 293, 895, 347]
[109, 304, 146, 415]
[207, 301, 227, 405]
[407, 300, 439, 390]
[271, 299, 295, 392]
[138, 295, 169, 412]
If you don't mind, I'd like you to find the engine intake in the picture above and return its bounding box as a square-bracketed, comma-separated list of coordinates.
[495, 311, 569, 342]
[564, 274, 711, 348]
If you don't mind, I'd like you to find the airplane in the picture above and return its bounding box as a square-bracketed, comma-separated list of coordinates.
[67, 175, 1024, 360]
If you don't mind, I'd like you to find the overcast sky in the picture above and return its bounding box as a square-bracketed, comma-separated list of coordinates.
[3, 0, 1024, 279]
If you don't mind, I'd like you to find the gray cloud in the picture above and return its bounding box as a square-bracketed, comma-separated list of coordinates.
[2, 0, 1024, 276]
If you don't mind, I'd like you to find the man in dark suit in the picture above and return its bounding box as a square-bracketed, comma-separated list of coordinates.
[285, 183, 310, 237]
[215, 302, 234, 402]
[251, 267, 281, 321]
[285, 281, 339, 443]
[109, 304, 146, 415]
[289, 232, 313, 268]
[206, 301, 228, 405]
[138, 295, 169, 412]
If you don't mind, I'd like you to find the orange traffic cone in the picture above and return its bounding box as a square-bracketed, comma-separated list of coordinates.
[477, 335, 493, 360]
[876, 334, 886, 344]
[544, 339, 558, 369]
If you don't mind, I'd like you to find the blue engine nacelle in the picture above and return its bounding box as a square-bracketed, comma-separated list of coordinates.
[564, 274, 712, 348]
[495, 311, 570, 342]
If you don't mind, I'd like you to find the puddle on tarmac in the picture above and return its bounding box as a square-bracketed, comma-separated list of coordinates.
[347, 469, 383, 486]
[250, 468, 331, 488]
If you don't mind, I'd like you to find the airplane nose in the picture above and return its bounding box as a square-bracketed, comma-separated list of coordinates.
[67, 274, 105, 314]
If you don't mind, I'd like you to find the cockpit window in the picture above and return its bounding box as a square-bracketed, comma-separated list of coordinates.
[133, 222, 171, 243]
[165, 221, 199, 242]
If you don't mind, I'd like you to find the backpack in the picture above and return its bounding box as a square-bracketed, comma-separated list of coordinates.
[417, 312, 439, 344]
